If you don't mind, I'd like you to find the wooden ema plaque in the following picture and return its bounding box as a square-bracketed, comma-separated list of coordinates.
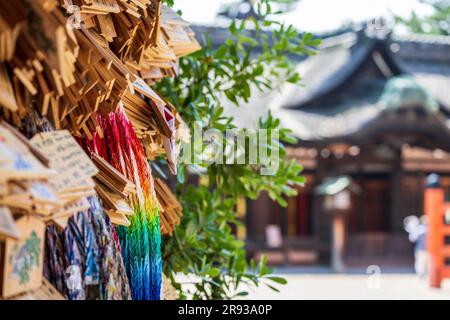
[1, 215, 46, 299]
[0, 206, 20, 240]
[30, 130, 98, 224]
[7, 278, 65, 300]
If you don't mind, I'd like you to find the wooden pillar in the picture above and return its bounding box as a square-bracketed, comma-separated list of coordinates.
[331, 213, 346, 272]
[391, 148, 403, 231]
[418, 171, 425, 214]
[358, 170, 366, 231]
[424, 187, 444, 288]
[315, 157, 331, 263]
[287, 195, 297, 237]
[247, 191, 272, 239]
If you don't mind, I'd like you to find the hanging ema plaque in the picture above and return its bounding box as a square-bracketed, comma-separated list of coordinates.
[1, 215, 46, 299]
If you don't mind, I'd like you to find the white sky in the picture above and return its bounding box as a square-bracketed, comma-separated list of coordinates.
[174, 0, 433, 32]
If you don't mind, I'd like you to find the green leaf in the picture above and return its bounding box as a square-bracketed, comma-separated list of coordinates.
[215, 46, 228, 60]
[265, 284, 280, 293]
[266, 276, 288, 285]
[206, 268, 221, 277]
[177, 165, 186, 184]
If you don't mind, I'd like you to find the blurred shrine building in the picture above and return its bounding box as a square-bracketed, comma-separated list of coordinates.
[242, 27, 450, 267]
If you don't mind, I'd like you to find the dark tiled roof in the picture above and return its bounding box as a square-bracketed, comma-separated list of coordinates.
[272, 28, 450, 142]
[193, 24, 450, 143]
[275, 86, 383, 141]
[393, 33, 450, 62]
[280, 29, 450, 107]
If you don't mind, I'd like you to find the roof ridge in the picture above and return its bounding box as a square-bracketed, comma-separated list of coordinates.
[319, 32, 357, 49]
[392, 32, 450, 46]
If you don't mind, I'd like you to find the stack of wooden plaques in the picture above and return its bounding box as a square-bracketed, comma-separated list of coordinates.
[0, 8, 23, 114]
[64, 1, 200, 84]
[72, 1, 200, 84]
[68, 0, 162, 62]
[0, 122, 103, 299]
[128, 78, 178, 173]
[91, 153, 136, 226]
[0, 1, 198, 242]
[0, 13, 23, 63]
[0, 122, 61, 218]
[0, 0, 203, 302]
[30, 130, 99, 227]
[0, 0, 80, 130]
[0, 0, 134, 138]
[141, 128, 165, 160]
[0, 119, 60, 299]
[113, 0, 162, 66]
[154, 178, 182, 235]
[0, 2, 197, 170]
[62, 27, 133, 138]
[140, 6, 201, 83]
[160, 6, 201, 58]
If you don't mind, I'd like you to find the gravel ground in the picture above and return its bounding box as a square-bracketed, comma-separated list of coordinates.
[245, 267, 450, 300]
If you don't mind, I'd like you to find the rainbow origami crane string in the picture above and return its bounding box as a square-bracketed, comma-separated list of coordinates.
[83, 107, 162, 300]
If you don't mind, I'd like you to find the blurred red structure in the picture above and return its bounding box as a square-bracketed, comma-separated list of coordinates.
[424, 187, 450, 288]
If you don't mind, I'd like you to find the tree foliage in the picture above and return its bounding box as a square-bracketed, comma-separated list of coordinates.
[157, 0, 320, 299]
[395, 0, 450, 35]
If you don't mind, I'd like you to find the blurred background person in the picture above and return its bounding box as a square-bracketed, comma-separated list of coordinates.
[404, 215, 428, 277]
